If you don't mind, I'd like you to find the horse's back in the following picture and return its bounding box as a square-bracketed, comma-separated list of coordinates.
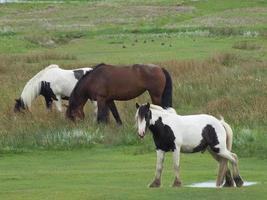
[83, 64, 163, 100]
[133, 64, 163, 75]
[165, 114, 226, 149]
[41, 67, 80, 96]
[178, 114, 224, 133]
[132, 64, 166, 89]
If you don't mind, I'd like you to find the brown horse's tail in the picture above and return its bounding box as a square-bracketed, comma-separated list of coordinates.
[161, 68, 172, 108]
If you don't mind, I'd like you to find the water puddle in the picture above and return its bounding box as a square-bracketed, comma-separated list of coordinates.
[187, 181, 258, 188]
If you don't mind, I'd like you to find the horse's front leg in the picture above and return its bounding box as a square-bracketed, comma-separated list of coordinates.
[172, 147, 182, 187]
[149, 150, 165, 188]
[96, 98, 109, 123]
[44, 97, 53, 111]
[54, 95, 62, 112]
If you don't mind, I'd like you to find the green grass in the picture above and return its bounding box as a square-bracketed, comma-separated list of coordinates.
[0, 1, 267, 199]
[0, 0, 266, 153]
[0, 146, 267, 200]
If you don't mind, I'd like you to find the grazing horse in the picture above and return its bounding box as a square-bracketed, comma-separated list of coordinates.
[66, 63, 172, 124]
[135, 103, 244, 188]
[14, 64, 94, 113]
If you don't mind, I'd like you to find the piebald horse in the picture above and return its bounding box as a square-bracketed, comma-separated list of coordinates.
[135, 103, 244, 188]
[14, 64, 94, 113]
[66, 63, 172, 124]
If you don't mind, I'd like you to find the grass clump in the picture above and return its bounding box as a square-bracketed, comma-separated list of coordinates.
[53, 31, 88, 44]
[233, 128, 267, 159]
[232, 41, 262, 50]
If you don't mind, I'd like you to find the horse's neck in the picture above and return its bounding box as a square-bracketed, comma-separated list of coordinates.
[70, 85, 88, 108]
[150, 109, 172, 123]
[149, 120, 164, 137]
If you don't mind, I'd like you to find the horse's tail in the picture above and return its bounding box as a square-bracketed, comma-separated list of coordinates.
[161, 68, 172, 108]
[220, 116, 233, 151]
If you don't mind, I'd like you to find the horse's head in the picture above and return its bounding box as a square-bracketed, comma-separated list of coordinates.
[66, 104, 85, 121]
[14, 98, 26, 113]
[135, 102, 152, 138]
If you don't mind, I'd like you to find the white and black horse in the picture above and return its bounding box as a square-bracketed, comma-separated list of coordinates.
[14, 64, 95, 112]
[135, 103, 244, 188]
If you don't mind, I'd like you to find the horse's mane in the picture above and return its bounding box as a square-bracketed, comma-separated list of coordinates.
[20, 64, 59, 107]
[150, 104, 177, 115]
[70, 63, 105, 97]
[83, 63, 105, 77]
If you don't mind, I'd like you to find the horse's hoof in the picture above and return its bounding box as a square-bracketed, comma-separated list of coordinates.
[149, 179, 161, 188]
[223, 181, 235, 187]
[223, 178, 235, 187]
[223, 171, 235, 187]
[234, 175, 244, 187]
[172, 177, 182, 187]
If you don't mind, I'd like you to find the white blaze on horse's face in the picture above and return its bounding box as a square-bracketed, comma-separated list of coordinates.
[136, 103, 151, 138]
[137, 115, 147, 138]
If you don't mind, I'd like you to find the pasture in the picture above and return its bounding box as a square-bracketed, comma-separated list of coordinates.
[0, 147, 267, 200]
[0, 0, 267, 199]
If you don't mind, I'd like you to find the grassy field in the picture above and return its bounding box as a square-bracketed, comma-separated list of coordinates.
[1, 146, 267, 200]
[0, 0, 267, 199]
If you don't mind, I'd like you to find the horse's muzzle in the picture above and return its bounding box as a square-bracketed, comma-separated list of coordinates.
[138, 133, 145, 139]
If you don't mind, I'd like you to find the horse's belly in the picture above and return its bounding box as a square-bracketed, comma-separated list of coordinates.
[108, 88, 146, 101]
[179, 132, 203, 153]
[180, 145, 196, 153]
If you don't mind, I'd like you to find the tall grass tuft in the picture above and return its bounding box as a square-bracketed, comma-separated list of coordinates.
[232, 41, 261, 50]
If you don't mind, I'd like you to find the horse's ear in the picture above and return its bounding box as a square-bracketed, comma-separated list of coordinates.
[146, 102, 150, 109]
[135, 103, 140, 109]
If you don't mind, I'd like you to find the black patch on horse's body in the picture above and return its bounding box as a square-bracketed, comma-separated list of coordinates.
[40, 81, 58, 108]
[192, 124, 220, 153]
[149, 117, 176, 152]
[73, 70, 84, 80]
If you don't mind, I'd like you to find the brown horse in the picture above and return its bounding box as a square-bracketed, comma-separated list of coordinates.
[66, 63, 172, 124]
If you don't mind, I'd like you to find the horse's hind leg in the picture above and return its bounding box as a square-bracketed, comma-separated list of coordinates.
[224, 166, 235, 187]
[148, 91, 162, 106]
[108, 101, 122, 125]
[230, 153, 244, 187]
[217, 159, 231, 187]
[208, 149, 234, 187]
[218, 150, 244, 187]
